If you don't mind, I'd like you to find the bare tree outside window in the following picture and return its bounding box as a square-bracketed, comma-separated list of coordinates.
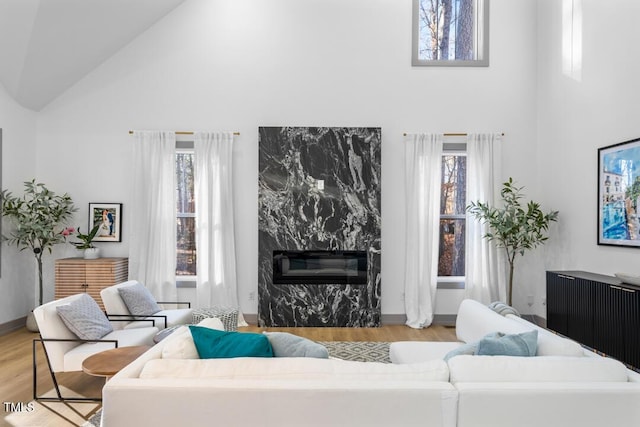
[438, 154, 466, 276]
[176, 152, 196, 276]
[412, 0, 489, 66]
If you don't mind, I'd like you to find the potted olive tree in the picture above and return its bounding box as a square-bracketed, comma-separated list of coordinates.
[1, 180, 76, 330]
[467, 178, 559, 306]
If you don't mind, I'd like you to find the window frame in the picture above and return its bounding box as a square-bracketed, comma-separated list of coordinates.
[437, 141, 467, 289]
[175, 140, 197, 288]
[412, 0, 490, 67]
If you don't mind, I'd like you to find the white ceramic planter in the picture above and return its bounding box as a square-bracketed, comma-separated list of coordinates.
[83, 247, 100, 260]
[26, 311, 39, 332]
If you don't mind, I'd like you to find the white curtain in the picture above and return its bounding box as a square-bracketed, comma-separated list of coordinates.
[404, 133, 443, 328]
[193, 132, 246, 325]
[129, 131, 177, 301]
[465, 133, 506, 304]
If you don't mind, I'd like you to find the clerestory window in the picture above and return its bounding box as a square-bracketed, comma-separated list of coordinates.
[412, 0, 489, 66]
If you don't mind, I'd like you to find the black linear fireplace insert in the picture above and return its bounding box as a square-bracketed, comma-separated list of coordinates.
[272, 250, 367, 285]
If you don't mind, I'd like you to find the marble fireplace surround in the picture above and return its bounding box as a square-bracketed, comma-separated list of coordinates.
[258, 127, 381, 327]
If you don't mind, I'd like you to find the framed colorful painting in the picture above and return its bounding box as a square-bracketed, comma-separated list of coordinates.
[598, 138, 640, 247]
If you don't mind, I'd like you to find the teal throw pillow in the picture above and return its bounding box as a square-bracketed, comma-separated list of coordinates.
[189, 326, 274, 359]
[263, 332, 329, 358]
[476, 330, 538, 357]
[443, 342, 478, 361]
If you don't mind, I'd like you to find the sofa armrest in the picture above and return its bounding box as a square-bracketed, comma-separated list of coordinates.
[35, 336, 120, 347]
[106, 315, 160, 328]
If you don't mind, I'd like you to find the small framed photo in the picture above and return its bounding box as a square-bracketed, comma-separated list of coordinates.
[88, 203, 122, 242]
[598, 138, 640, 247]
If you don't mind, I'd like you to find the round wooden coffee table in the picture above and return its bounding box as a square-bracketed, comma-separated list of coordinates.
[82, 345, 151, 380]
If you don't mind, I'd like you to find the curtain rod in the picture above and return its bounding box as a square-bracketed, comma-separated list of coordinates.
[403, 132, 504, 137]
[129, 130, 240, 136]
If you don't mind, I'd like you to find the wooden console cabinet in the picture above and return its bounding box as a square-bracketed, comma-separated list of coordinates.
[547, 270, 640, 370]
[55, 257, 128, 310]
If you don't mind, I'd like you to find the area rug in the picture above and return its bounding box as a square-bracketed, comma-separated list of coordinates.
[83, 410, 102, 427]
[82, 341, 391, 426]
[320, 341, 391, 363]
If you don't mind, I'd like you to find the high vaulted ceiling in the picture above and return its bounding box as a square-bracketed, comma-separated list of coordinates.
[0, 0, 186, 111]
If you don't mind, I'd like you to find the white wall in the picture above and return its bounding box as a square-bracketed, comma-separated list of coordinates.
[0, 83, 38, 324]
[34, 0, 539, 319]
[536, 0, 640, 318]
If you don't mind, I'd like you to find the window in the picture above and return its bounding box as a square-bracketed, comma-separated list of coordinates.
[412, 0, 489, 66]
[438, 143, 466, 287]
[176, 148, 196, 280]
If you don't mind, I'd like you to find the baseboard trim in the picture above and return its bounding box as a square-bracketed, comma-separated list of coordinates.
[532, 314, 546, 327]
[380, 314, 406, 325]
[381, 314, 456, 326]
[242, 313, 258, 325]
[0, 316, 26, 336]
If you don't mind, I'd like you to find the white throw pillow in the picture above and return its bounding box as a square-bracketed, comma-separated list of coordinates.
[56, 293, 113, 340]
[118, 282, 161, 316]
[161, 317, 224, 359]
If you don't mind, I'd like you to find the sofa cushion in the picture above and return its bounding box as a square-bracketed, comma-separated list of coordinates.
[162, 318, 225, 359]
[263, 332, 329, 358]
[448, 355, 629, 383]
[189, 326, 273, 359]
[56, 293, 113, 340]
[63, 326, 158, 372]
[123, 308, 193, 330]
[390, 341, 464, 364]
[456, 299, 585, 357]
[139, 357, 450, 381]
[118, 282, 162, 316]
[476, 330, 537, 357]
[456, 299, 531, 344]
[505, 314, 585, 357]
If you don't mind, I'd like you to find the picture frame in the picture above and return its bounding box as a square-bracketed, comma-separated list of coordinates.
[88, 203, 122, 242]
[598, 138, 640, 247]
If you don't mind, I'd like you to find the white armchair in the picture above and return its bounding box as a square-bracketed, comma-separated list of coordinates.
[33, 293, 158, 402]
[100, 280, 193, 330]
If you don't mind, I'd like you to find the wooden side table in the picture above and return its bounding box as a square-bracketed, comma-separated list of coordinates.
[82, 345, 150, 380]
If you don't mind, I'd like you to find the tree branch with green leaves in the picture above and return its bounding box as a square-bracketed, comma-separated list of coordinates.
[467, 178, 559, 306]
[1, 180, 77, 306]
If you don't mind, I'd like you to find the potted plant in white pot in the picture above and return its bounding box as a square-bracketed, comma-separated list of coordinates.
[467, 178, 559, 306]
[71, 223, 101, 259]
[1, 180, 76, 331]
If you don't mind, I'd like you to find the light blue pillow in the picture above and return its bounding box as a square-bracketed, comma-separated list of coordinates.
[118, 282, 161, 316]
[56, 293, 113, 340]
[189, 326, 274, 359]
[443, 342, 478, 361]
[476, 330, 538, 357]
[263, 332, 329, 358]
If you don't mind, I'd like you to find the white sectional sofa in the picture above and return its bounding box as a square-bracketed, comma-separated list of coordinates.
[391, 299, 640, 427]
[101, 299, 640, 427]
[101, 324, 457, 427]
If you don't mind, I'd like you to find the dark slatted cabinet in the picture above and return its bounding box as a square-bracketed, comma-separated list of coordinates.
[547, 271, 640, 370]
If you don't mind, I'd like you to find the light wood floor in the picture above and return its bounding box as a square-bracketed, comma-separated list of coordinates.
[0, 324, 456, 427]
